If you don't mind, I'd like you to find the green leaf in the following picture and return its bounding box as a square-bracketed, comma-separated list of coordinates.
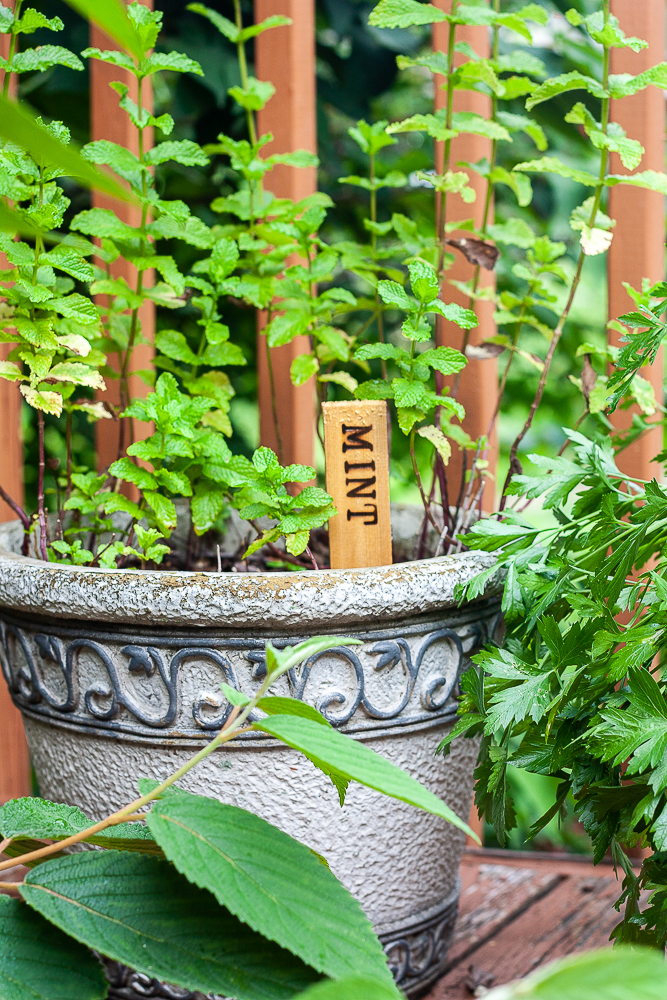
[144, 491, 177, 529]
[145, 140, 209, 167]
[0, 95, 132, 202]
[368, 0, 447, 28]
[450, 111, 511, 142]
[12, 45, 83, 72]
[290, 353, 319, 387]
[607, 170, 667, 195]
[417, 349, 465, 383]
[433, 301, 478, 329]
[109, 456, 157, 490]
[191, 480, 226, 535]
[377, 280, 411, 310]
[252, 715, 475, 837]
[256, 696, 331, 727]
[526, 70, 606, 110]
[295, 978, 401, 1000]
[514, 156, 598, 188]
[318, 372, 358, 395]
[14, 9, 64, 34]
[0, 796, 161, 854]
[140, 51, 203, 76]
[145, 790, 393, 984]
[487, 217, 536, 248]
[186, 3, 239, 42]
[485, 946, 667, 1000]
[221, 683, 251, 707]
[21, 386, 63, 415]
[155, 329, 199, 365]
[0, 896, 107, 1000]
[21, 851, 317, 1000]
[417, 424, 451, 465]
[63, 0, 143, 61]
[229, 77, 275, 111]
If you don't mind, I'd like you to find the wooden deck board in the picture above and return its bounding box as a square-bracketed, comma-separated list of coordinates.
[425, 849, 631, 999]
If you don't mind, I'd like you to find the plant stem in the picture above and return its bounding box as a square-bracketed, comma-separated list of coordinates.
[410, 428, 441, 534]
[500, 8, 612, 507]
[264, 317, 285, 465]
[0, 837, 12, 855]
[36, 411, 48, 561]
[234, 0, 257, 146]
[65, 409, 73, 500]
[0, 484, 30, 548]
[1, 0, 22, 99]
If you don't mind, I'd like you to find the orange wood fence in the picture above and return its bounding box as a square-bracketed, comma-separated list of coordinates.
[0, 2, 30, 802]
[0, 4, 665, 814]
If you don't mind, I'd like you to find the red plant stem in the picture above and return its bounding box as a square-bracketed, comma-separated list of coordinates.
[0, 483, 30, 553]
[37, 411, 48, 561]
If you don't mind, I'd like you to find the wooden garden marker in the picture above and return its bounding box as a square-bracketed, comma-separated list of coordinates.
[322, 401, 392, 570]
[608, 0, 665, 482]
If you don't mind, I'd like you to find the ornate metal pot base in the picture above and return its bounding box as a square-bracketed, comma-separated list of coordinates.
[102, 881, 460, 1000]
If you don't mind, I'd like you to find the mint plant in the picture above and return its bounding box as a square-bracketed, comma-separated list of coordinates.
[1, 0, 664, 573]
[0, 635, 473, 999]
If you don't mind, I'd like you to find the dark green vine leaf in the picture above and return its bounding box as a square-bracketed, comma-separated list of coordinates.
[145, 791, 393, 984]
[252, 715, 474, 837]
[0, 895, 107, 1000]
[21, 851, 318, 1000]
[292, 976, 401, 1000]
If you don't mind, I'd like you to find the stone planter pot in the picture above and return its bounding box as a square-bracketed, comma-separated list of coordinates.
[0, 515, 499, 997]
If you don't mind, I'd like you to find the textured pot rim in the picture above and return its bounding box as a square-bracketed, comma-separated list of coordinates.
[0, 520, 498, 629]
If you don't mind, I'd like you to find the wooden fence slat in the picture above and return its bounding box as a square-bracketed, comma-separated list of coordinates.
[608, 0, 665, 481]
[0, 3, 30, 803]
[433, 6, 498, 511]
[255, 0, 316, 468]
[90, 5, 154, 474]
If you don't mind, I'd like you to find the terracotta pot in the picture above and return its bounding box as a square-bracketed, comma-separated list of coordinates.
[0, 513, 499, 997]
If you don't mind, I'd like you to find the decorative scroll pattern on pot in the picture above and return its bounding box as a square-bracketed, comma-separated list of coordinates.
[0, 605, 501, 740]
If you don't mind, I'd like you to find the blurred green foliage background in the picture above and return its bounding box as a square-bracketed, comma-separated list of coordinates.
[14, 0, 626, 853]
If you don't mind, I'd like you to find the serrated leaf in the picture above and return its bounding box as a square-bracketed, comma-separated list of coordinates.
[0, 93, 131, 202]
[109, 456, 157, 490]
[294, 977, 400, 1000]
[12, 45, 83, 73]
[525, 70, 606, 110]
[417, 425, 452, 465]
[0, 896, 107, 1000]
[290, 353, 319, 387]
[252, 715, 474, 837]
[368, 0, 446, 28]
[20, 386, 62, 415]
[145, 790, 393, 984]
[145, 141, 209, 167]
[63, 0, 143, 62]
[514, 156, 598, 187]
[21, 851, 317, 1000]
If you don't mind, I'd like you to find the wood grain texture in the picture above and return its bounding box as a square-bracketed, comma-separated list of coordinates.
[426, 850, 635, 1000]
[607, 0, 665, 483]
[322, 400, 392, 569]
[255, 0, 316, 468]
[90, 5, 154, 475]
[0, 3, 29, 802]
[433, 3, 498, 512]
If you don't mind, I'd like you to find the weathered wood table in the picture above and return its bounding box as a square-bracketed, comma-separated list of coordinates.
[426, 847, 629, 999]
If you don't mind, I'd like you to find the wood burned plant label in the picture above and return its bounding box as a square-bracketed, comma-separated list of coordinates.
[322, 400, 392, 570]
